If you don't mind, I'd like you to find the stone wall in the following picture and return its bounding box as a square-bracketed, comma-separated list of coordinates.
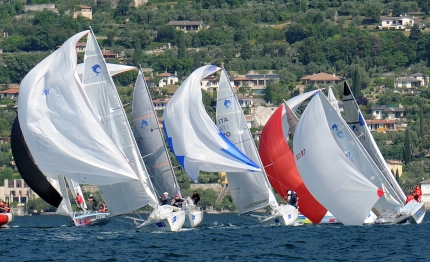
[24, 4, 58, 13]
[190, 183, 223, 193]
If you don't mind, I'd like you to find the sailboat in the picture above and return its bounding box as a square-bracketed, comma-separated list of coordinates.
[131, 68, 203, 228]
[15, 30, 144, 228]
[80, 29, 184, 232]
[163, 65, 270, 220]
[293, 90, 384, 225]
[258, 90, 328, 224]
[215, 67, 298, 226]
[342, 82, 425, 223]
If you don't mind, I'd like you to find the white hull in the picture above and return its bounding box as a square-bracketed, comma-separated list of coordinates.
[137, 210, 185, 232]
[260, 205, 298, 226]
[71, 212, 110, 227]
[363, 211, 377, 225]
[183, 210, 204, 228]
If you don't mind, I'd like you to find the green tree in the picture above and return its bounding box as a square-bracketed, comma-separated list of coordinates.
[117, 0, 132, 16]
[177, 31, 186, 59]
[133, 38, 143, 66]
[0, 168, 13, 186]
[395, 169, 400, 183]
[352, 67, 362, 100]
[420, 103, 424, 137]
[409, 24, 421, 43]
[404, 128, 411, 164]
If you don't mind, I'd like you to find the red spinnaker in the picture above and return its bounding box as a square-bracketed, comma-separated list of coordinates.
[258, 105, 327, 223]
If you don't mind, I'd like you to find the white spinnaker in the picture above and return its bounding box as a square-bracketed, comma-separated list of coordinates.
[287, 89, 320, 112]
[18, 30, 139, 185]
[162, 65, 260, 182]
[66, 178, 88, 210]
[82, 31, 158, 215]
[328, 87, 340, 114]
[48, 176, 73, 217]
[216, 68, 277, 214]
[342, 83, 406, 205]
[319, 92, 401, 215]
[293, 93, 381, 225]
[76, 63, 136, 81]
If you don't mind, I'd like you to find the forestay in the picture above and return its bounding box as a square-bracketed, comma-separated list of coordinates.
[342, 83, 406, 206]
[82, 31, 158, 215]
[162, 65, 260, 182]
[132, 70, 180, 198]
[18, 30, 139, 185]
[216, 68, 277, 214]
[293, 92, 382, 225]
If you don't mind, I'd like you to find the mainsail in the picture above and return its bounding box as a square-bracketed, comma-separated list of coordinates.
[293, 92, 382, 225]
[17, 30, 139, 186]
[328, 87, 340, 114]
[342, 82, 406, 207]
[259, 102, 327, 223]
[81, 31, 158, 215]
[162, 65, 260, 182]
[132, 70, 180, 198]
[216, 68, 277, 214]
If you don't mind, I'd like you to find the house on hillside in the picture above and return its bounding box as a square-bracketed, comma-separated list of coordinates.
[232, 74, 279, 94]
[201, 76, 219, 92]
[152, 98, 170, 111]
[371, 104, 405, 120]
[158, 72, 179, 88]
[167, 21, 204, 32]
[0, 179, 33, 206]
[366, 119, 397, 132]
[300, 72, 343, 85]
[407, 72, 428, 86]
[237, 95, 253, 108]
[0, 88, 19, 100]
[378, 16, 414, 30]
[386, 160, 403, 177]
[73, 5, 92, 20]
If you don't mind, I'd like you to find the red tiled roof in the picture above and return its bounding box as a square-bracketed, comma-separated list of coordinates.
[300, 72, 342, 81]
[234, 77, 250, 81]
[0, 89, 19, 94]
[153, 98, 170, 103]
[245, 115, 253, 121]
[76, 42, 86, 47]
[77, 5, 91, 9]
[365, 119, 397, 124]
[386, 160, 403, 165]
[421, 179, 430, 184]
[159, 72, 172, 77]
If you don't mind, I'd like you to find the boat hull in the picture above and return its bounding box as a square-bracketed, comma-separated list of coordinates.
[411, 202, 426, 224]
[71, 212, 110, 227]
[298, 211, 340, 224]
[0, 213, 13, 227]
[261, 205, 298, 226]
[183, 210, 203, 228]
[138, 211, 186, 232]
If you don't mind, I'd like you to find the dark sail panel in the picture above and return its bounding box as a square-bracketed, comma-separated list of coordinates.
[11, 116, 62, 207]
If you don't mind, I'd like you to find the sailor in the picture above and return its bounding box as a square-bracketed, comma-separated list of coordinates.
[192, 191, 201, 207]
[413, 184, 422, 202]
[88, 194, 100, 211]
[4, 203, 9, 213]
[172, 194, 184, 209]
[287, 190, 298, 208]
[406, 194, 413, 204]
[0, 200, 4, 213]
[160, 192, 170, 205]
[75, 192, 86, 211]
[99, 202, 107, 213]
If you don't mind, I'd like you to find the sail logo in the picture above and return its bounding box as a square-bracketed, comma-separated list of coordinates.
[331, 124, 344, 138]
[224, 99, 231, 109]
[417, 210, 421, 216]
[92, 64, 102, 75]
[156, 221, 165, 228]
[352, 125, 358, 132]
[172, 216, 177, 223]
[42, 89, 50, 96]
[288, 214, 291, 219]
[345, 151, 354, 162]
[192, 215, 195, 220]
[274, 218, 280, 224]
[141, 120, 149, 129]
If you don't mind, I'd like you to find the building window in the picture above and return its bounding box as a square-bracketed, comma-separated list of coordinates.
[10, 191, 15, 196]
[16, 180, 22, 188]
[258, 80, 265, 85]
[8, 180, 14, 187]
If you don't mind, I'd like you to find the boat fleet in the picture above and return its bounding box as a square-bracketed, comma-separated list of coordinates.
[6, 30, 426, 230]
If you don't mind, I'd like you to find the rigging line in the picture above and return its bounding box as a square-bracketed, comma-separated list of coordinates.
[113, 218, 135, 225]
[233, 138, 252, 145]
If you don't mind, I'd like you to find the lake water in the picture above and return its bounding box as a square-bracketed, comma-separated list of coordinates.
[1, 212, 429, 261]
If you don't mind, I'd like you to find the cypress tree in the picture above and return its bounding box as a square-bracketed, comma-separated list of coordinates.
[177, 31, 186, 59]
[404, 128, 411, 164]
[420, 103, 424, 138]
[352, 67, 362, 99]
[132, 38, 142, 66]
[395, 169, 400, 183]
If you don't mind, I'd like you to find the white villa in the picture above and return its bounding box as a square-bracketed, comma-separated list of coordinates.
[0, 179, 34, 206]
[379, 16, 414, 30]
[371, 104, 405, 120]
[158, 72, 179, 88]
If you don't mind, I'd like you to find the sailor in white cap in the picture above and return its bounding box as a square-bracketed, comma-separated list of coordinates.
[160, 192, 170, 205]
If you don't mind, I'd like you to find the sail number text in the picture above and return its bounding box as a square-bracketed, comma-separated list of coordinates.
[218, 117, 231, 137]
[296, 149, 306, 160]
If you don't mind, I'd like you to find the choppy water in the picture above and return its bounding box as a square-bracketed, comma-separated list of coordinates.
[1, 212, 429, 261]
